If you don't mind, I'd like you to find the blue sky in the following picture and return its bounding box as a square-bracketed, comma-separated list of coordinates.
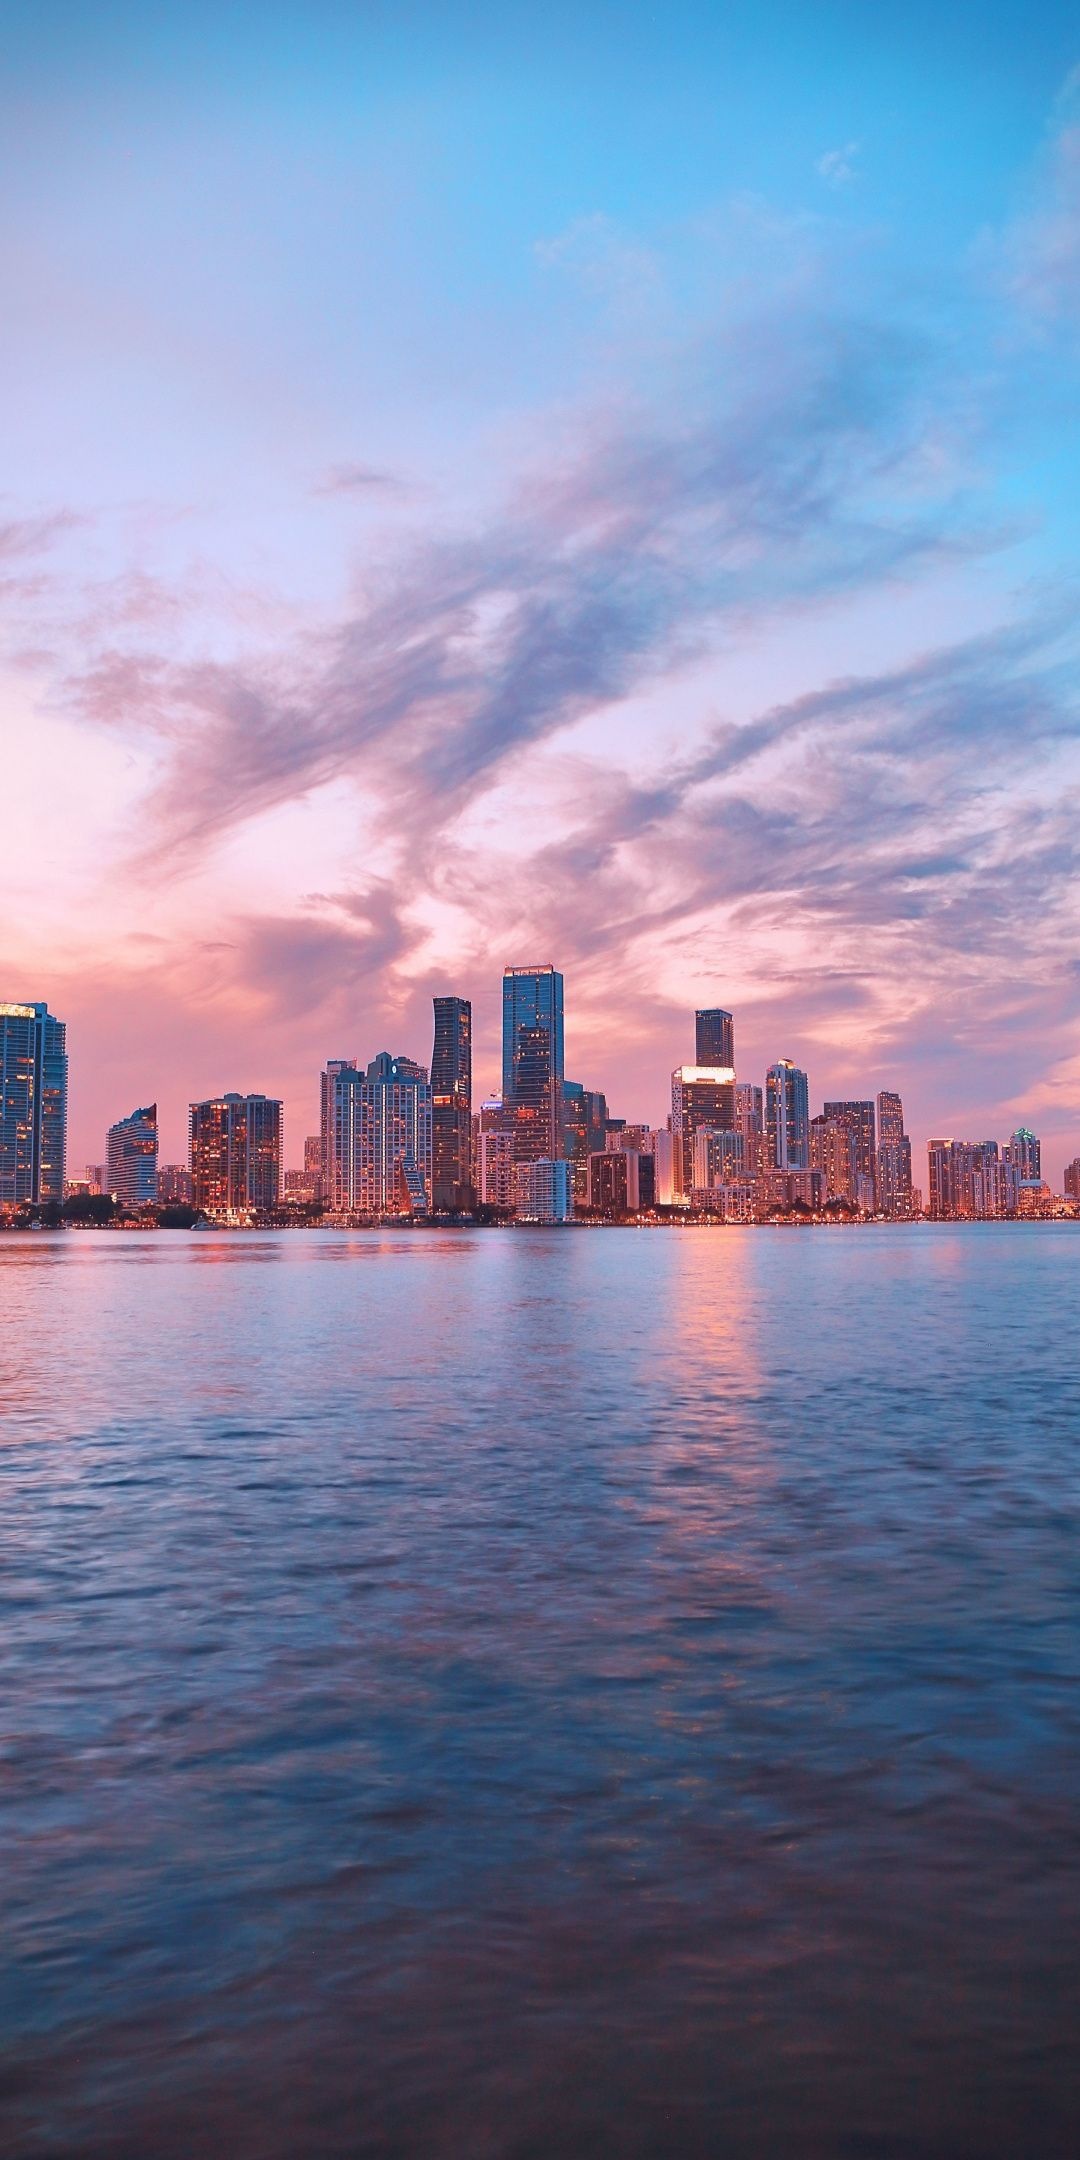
[2, 1, 1078, 1175]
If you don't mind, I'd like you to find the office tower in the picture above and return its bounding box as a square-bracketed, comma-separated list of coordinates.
[1065, 1159, 1080, 1203]
[691, 1127, 747, 1193]
[323, 1054, 432, 1214]
[478, 1126, 516, 1210]
[875, 1091, 913, 1219]
[0, 1001, 67, 1207]
[1004, 1128, 1041, 1181]
[431, 996, 473, 1210]
[502, 965, 565, 1162]
[696, 1008, 734, 1069]
[106, 1103, 158, 1208]
[765, 1061, 810, 1171]
[809, 1115, 857, 1205]
[926, 1139, 1004, 1221]
[189, 1094, 282, 1216]
[157, 1164, 193, 1204]
[823, 1100, 877, 1209]
[671, 1064, 735, 1200]
[512, 1157, 572, 1222]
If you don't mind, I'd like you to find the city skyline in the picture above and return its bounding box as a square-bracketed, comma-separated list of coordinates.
[1, 6, 1079, 1192]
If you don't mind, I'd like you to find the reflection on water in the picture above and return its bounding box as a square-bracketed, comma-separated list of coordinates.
[1, 1226, 1079, 2158]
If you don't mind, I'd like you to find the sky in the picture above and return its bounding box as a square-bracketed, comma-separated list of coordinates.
[2, 0, 1079, 1181]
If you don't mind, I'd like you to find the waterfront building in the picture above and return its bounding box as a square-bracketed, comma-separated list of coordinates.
[106, 1103, 158, 1208]
[1065, 1159, 1080, 1203]
[926, 1138, 1004, 1221]
[876, 1091, 914, 1218]
[431, 996, 473, 1210]
[502, 965, 565, 1163]
[479, 1126, 516, 1210]
[157, 1164, 193, 1204]
[588, 1148, 652, 1214]
[695, 1008, 734, 1069]
[0, 1001, 67, 1207]
[189, 1094, 282, 1216]
[323, 1054, 432, 1215]
[671, 1065, 736, 1200]
[303, 1133, 323, 1198]
[562, 1080, 590, 1202]
[809, 1115, 857, 1206]
[1003, 1128, 1041, 1182]
[653, 1128, 676, 1206]
[766, 1061, 810, 1171]
[513, 1157, 572, 1223]
[823, 1100, 877, 1208]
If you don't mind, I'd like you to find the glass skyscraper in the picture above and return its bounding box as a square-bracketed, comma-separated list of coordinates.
[502, 965, 565, 1163]
[766, 1061, 810, 1171]
[0, 1001, 67, 1206]
[431, 996, 472, 1210]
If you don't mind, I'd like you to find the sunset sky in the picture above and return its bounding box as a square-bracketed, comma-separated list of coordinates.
[2, 1, 1079, 1177]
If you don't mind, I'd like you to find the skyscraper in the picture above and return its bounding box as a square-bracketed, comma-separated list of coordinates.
[876, 1091, 913, 1218]
[322, 1054, 432, 1214]
[189, 1094, 282, 1216]
[502, 965, 565, 1163]
[766, 1061, 810, 1171]
[106, 1103, 158, 1208]
[0, 1001, 67, 1206]
[431, 996, 472, 1210]
[823, 1100, 877, 1209]
[671, 1064, 736, 1199]
[695, 1008, 734, 1069]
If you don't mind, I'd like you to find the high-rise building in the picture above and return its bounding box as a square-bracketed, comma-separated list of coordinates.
[512, 1157, 572, 1223]
[0, 1001, 67, 1207]
[1004, 1128, 1041, 1181]
[671, 1065, 736, 1199]
[695, 1008, 734, 1069]
[322, 1054, 432, 1215]
[189, 1094, 282, 1216]
[766, 1061, 810, 1171]
[502, 966, 565, 1163]
[478, 1126, 516, 1210]
[431, 996, 472, 1210]
[876, 1091, 913, 1217]
[106, 1103, 158, 1208]
[823, 1100, 877, 1208]
[926, 1138, 1004, 1221]
[809, 1115, 857, 1205]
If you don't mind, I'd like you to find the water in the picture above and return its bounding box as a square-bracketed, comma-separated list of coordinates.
[1, 1224, 1078, 2158]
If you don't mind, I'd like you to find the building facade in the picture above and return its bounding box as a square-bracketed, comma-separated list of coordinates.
[431, 996, 472, 1210]
[513, 1157, 572, 1222]
[671, 1065, 736, 1200]
[189, 1094, 282, 1216]
[766, 1061, 810, 1171]
[0, 1001, 67, 1207]
[106, 1103, 159, 1208]
[695, 1008, 734, 1068]
[323, 1054, 432, 1215]
[502, 965, 565, 1163]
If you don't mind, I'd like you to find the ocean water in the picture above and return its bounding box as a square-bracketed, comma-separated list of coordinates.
[1, 1223, 1078, 2158]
